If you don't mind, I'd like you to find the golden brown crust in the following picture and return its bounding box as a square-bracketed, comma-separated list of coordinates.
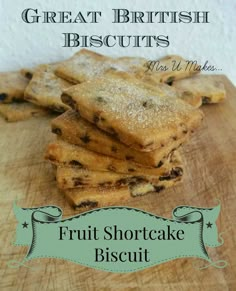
[62, 73, 203, 152]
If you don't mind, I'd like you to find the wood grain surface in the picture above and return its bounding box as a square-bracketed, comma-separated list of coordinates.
[0, 76, 235, 291]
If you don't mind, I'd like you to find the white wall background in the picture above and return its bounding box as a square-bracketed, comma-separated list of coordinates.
[0, 0, 235, 84]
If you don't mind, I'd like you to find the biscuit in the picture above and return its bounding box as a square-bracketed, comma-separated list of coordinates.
[55, 49, 112, 84]
[172, 75, 226, 104]
[143, 55, 200, 85]
[56, 164, 183, 189]
[51, 110, 187, 167]
[0, 102, 48, 122]
[64, 178, 181, 210]
[45, 139, 181, 176]
[24, 64, 72, 112]
[62, 73, 203, 152]
[0, 71, 29, 103]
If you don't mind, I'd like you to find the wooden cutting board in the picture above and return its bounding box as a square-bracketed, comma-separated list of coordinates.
[0, 75, 235, 290]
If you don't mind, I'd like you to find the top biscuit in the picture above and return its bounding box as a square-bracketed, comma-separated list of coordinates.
[62, 73, 203, 152]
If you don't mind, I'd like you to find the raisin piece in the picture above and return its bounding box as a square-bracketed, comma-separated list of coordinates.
[80, 134, 91, 144]
[134, 176, 148, 183]
[61, 94, 76, 108]
[69, 160, 84, 168]
[128, 168, 135, 172]
[116, 178, 128, 186]
[159, 167, 183, 181]
[93, 114, 99, 123]
[0, 93, 7, 101]
[47, 155, 56, 162]
[111, 146, 117, 153]
[25, 72, 33, 79]
[202, 96, 211, 104]
[72, 177, 86, 187]
[154, 185, 165, 193]
[156, 160, 163, 168]
[52, 127, 62, 136]
[125, 155, 134, 161]
[107, 127, 118, 137]
[171, 167, 183, 177]
[96, 96, 107, 103]
[166, 76, 175, 85]
[76, 200, 98, 208]
[183, 130, 188, 134]
[142, 100, 154, 109]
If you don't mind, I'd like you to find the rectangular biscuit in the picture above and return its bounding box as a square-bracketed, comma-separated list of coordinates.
[172, 75, 226, 104]
[45, 139, 181, 176]
[51, 110, 187, 167]
[64, 178, 181, 211]
[0, 102, 48, 122]
[0, 71, 29, 103]
[24, 64, 72, 112]
[62, 73, 203, 152]
[142, 55, 200, 84]
[55, 49, 113, 84]
[56, 163, 183, 189]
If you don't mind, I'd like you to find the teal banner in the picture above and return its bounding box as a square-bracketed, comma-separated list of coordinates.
[10, 202, 227, 272]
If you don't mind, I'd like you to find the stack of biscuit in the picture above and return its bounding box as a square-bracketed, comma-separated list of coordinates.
[45, 50, 204, 211]
[0, 49, 226, 212]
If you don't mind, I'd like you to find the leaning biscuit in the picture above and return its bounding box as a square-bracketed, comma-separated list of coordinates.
[172, 75, 226, 104]
[45, 139, 181, 176]
[51, 110, 187, 167]
[62, 73, 203, 152]
[0, 71, 29, 103]
[24, 64, 72, 112]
